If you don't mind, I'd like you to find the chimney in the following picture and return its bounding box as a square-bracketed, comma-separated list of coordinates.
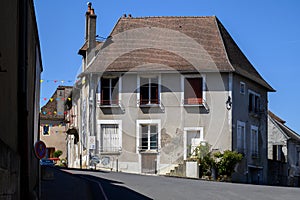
[85, 2, 97, 66]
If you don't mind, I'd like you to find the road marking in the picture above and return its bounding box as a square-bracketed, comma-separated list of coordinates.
[80, 175, 108, 200]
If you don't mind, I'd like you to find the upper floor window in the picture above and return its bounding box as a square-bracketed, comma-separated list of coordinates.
[273, 145, 285, 162]
[139, 76, 160, 105]
[99, 77, 119, 105]
[248, 90, 260, 114]
[240, 82, 245, 94]
[184, 77, 203, 105]
[43, 125, 50, 136]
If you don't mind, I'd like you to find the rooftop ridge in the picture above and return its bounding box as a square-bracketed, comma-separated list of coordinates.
[120, 15, 216, 19]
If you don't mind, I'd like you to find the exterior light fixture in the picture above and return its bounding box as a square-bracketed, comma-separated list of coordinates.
[226, 96, 232, 110]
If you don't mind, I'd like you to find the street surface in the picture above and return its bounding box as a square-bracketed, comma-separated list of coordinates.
[65, 169, 300, 200]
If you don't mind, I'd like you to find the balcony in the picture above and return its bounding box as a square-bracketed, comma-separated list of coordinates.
[183, 98, 210, 112]
[98, 99, 125, 114]
[138, 99, 165, 113]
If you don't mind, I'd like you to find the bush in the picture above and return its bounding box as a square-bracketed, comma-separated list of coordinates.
[53, 150, 63, 158]
[214, 150, 243, 177]
[193, 143, 243, 180]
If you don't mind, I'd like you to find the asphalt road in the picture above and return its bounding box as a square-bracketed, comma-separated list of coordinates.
[65, 169, 300, 200]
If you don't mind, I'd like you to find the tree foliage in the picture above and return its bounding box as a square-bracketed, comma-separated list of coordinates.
[53, 150, 63, 158]
[192, 143, 243, 180]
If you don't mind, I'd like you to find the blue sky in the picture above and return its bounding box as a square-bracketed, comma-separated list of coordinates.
[35, 0, 300, 133]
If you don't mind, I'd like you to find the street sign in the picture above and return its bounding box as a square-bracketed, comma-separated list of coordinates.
[34, 140, 46, 159]
[89, 136, 96, 149]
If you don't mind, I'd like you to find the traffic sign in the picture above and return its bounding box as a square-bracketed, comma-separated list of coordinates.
[34, 141, 46, 159]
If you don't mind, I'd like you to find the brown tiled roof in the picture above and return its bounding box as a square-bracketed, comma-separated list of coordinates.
[269, 111, 300, 141]
[83, 16, 274, 91]
[40, 86, 72, 121]
[78, 41, 103, 56]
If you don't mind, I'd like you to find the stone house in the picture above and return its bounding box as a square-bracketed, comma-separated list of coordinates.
[268, 111, 300, 186]
[76, 3, 274, 184]
[40, 86, 72, 160]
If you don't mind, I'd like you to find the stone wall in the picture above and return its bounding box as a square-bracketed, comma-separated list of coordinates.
[0, 139, 20, 199]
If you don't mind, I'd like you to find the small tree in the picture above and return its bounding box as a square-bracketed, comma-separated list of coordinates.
[214, 150, 243, 178]
[53, 150, 63, 158]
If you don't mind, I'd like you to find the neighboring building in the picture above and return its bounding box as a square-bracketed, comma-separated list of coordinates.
[0, 0, 43, 198]
[76, 3, 274, 184]
[268, 111, 300, 186]
[40, 86, 72, 161]
[65, 86, 83, 168]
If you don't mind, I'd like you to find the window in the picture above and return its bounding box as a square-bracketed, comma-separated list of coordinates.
[249, 90, 260, 113]
[100, 77, 119, 105]
[140, 77, 159, 105]
[237, 121, 246, 153]
[184, 77, 203, 104]
[251, 125, 259, 157]
[43, 125, 50, 135]
[240, 82, 245, 94]
[140, 124, 158, 151]
[100, 124, 120, 153]
[273, 145, 284, 162]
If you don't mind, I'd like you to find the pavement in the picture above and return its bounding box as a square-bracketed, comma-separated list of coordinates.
[41, 166, 107, 200]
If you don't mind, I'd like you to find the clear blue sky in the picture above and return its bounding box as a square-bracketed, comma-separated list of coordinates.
[35, 0, 300, 133]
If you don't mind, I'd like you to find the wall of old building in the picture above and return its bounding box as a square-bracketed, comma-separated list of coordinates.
[231, 73, 269, 184]
[0, 0, 42, 198]
[92, 72, 231, 174]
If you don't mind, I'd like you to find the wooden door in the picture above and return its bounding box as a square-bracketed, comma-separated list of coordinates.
[141, 153, 157, 174]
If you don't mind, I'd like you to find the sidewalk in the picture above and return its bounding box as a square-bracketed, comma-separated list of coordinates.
[41, 166, 104, 200]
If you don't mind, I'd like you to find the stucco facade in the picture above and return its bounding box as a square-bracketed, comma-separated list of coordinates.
[74, 3, 273, 185]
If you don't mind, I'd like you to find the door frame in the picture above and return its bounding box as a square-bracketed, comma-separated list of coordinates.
[136, 119, 161, 174]
[183, 127, 204, 160]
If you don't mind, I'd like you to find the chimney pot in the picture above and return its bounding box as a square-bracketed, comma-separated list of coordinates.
[123, 14, 127, 18]
[91, 8, 95, 15]
[128, 14, 132, 18]
[87, 2, 92, 12]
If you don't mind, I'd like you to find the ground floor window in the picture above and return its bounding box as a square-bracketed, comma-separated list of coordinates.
[136, 120, 161, 152]
[100, 124, 120, 153]
[98, 120, 122, 154]
[237, 121, 246, 153]
[251, 125, 259, 157]
[140, 124, 158, 151]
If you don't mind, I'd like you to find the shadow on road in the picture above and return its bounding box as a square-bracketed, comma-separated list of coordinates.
[80, 174, 153, 200]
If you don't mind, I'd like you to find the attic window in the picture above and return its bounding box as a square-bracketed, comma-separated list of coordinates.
[240, 82, 245, 94]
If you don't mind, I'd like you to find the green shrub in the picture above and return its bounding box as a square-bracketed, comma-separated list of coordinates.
[53, 150, 63, 158]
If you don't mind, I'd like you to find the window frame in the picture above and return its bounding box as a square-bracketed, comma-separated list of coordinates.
[237, 121, 246, 154]
[136, 119, 161, 153]
[181, 74, 206, 106]
[97, 120, 122, 154]
[137, 75, 161, 106]
[248, 90, 261, 114]
[250, 125, 259, 157]
[96, 76, 122, 106]
[240, 82, 245, 95]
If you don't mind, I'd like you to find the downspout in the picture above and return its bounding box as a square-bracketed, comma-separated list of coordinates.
[228, 73, 233, 150]
[18, 0, 29, 198]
